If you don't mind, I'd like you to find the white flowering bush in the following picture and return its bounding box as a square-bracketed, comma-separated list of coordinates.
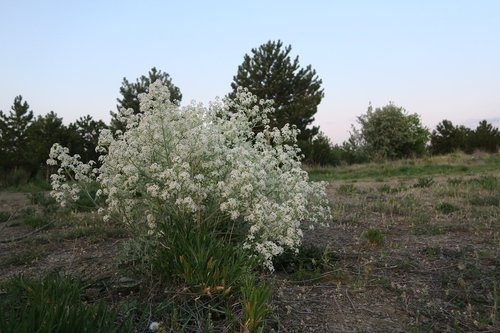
[48, 81, 331, 270]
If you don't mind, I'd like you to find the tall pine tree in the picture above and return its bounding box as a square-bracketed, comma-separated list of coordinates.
[70, 115, 108, 163]
[0, 96, 34, 171]
[230, 40, 324, 142]
[110, 67, 182, 133]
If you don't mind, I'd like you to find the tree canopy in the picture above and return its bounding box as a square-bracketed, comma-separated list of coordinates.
[110, 67, 182, 133]
[0, 96, 34, 171]
[230, 40, 324, 142]
[430, 120, 470, 155]
[352, 103, 429, 160]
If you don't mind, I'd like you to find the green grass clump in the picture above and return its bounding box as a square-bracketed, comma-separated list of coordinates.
[149, 215, 271, 331]
[23, 215, 50, 228]
[0, 274, 133, 333]
[469, 195, 499, 207]
[337, 184, 357, 195]
[421, 246, 441, 257]
[436, 202, 459, 214]
[3, 250, 45, 266]
[0, 211, 10, 222]
[154, 222, 252, 294]
[378, 184, 398, 193]
[273, 245, 337, 280]
[364, 228, 384, 245]
[20, 208, 51, 228]
[240, 276, 271, 332]
[413, 176, 435, 188]
[29, 192, 58, 213]
[447, 177, 463, 186]
[468, 175, 498, 191]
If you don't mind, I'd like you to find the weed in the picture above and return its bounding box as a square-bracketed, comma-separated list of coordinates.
[410, 210, 432, 225]
[28, 192, 58, 213]
[436, 202, 459, 214]
[23, 215, 50, 228]
[20, 208, 51, 228]
[273, 245, 337, 277]
[0, 274, 134, 333]
[413, 224, 444, 236]
[378, 184, 399, 194]
[154, 218, 253, 297]
[469, 195, 499, 207]
[337, 184, 357, 195]
[447, 177, 463, 186]
[364, 228, 384, 245]
[0, 211, 10, 222]
[3, 250, 44, 266]
[413, 176, 435, 188]
[241, 276, 271, 332]
[395, 258, 413, 270]
[421, 246, 440, 257]
[468, 175, 498, 191]
[470, 206, 498, 219]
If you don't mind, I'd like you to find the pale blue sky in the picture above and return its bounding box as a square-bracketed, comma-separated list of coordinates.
[1, 1, 499, 143]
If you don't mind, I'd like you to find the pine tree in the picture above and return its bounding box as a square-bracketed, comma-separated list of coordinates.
[230, 40, 324, 141]
[71, 115, 108, 163]
[469, 120, 499, 153]
[0, 96, 34, 170]
[110, 67, 182, 133]
[27, 111, 71, 179]
[430, 120, 470, 155]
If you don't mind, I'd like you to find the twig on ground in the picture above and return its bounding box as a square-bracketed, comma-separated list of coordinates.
[345, 288, 356, 311]
[0, 219, 55, 244]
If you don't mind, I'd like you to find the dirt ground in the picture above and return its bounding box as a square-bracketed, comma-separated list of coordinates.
[0, 173, 499, 332]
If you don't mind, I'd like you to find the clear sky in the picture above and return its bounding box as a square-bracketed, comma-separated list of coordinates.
[1, 0, 499, 143]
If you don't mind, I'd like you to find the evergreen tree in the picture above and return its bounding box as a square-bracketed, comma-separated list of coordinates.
[469, 120, 499, 153]
[70, 115, 108, 163]
[0, 96, 34, 171]
[430, 120, 470, 155]
[230, 40, 324, 141]
[110, 67, 182, 133]
[27, 111, 70, 179]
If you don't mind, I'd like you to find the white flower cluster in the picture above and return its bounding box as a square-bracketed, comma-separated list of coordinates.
[48, 81, 331, 270]
[47, 144, 97, 208]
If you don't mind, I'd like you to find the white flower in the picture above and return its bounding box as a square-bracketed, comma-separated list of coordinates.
[149, 321, 163, 332]
[46, 81, 331, 270]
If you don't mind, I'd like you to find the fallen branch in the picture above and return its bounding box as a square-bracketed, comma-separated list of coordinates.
[0, 219, 55, 244]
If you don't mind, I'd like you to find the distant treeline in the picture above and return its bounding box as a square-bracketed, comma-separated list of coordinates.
[0, 96, 106, 187]
[1, 92, 497, 188]
[300, 104, 500, 166]
[1, 58, 499, 187]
